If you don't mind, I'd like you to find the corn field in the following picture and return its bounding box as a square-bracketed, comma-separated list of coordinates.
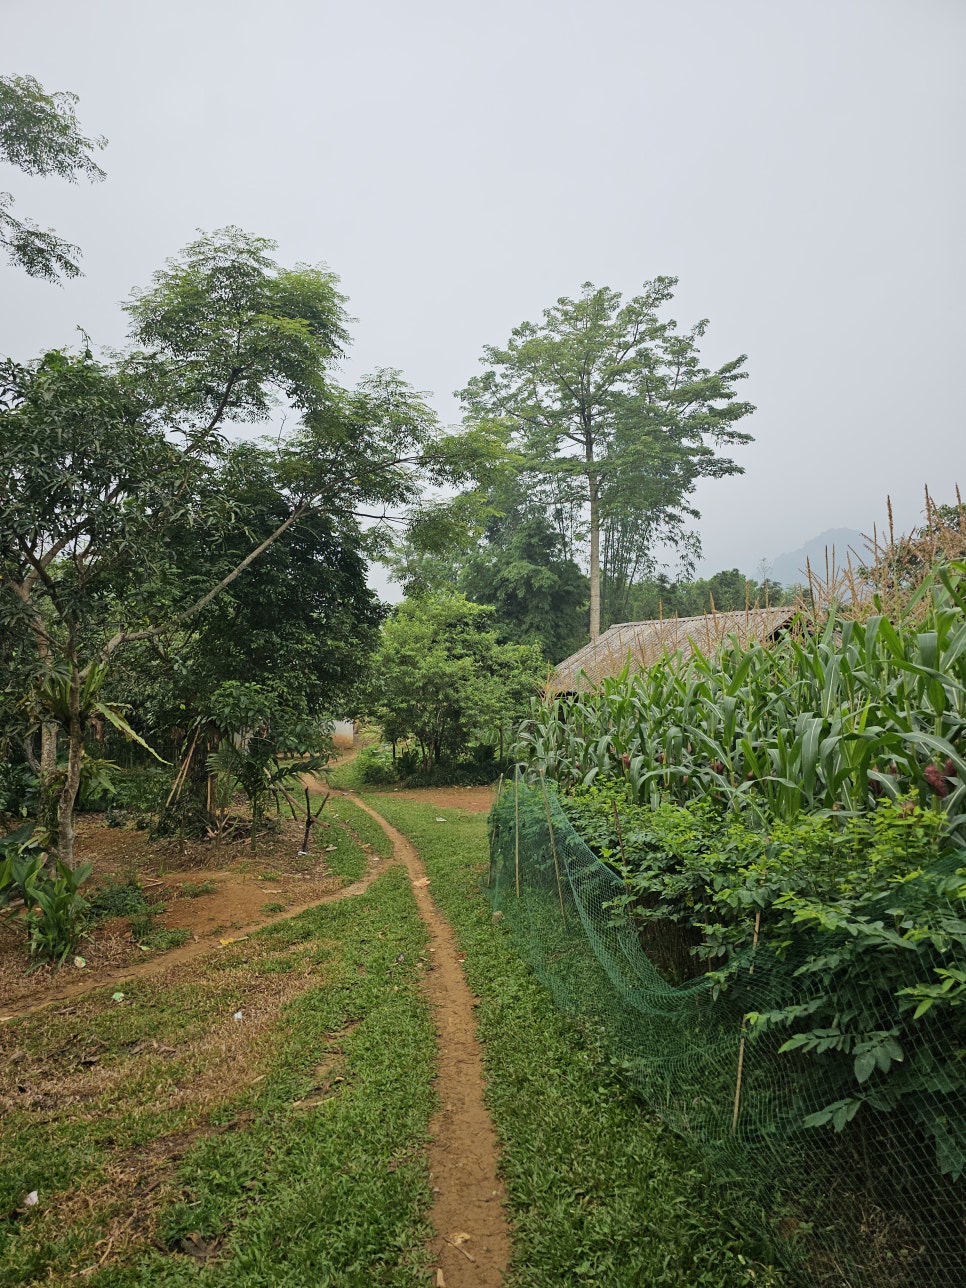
[516, 562, 966, 843]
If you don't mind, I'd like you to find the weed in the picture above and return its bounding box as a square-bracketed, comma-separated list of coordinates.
[139, 927, 190, 952]
[261, 902, 285, 915]
[89, 880, 149, 920]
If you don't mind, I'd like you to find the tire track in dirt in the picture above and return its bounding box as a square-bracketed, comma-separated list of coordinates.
[348, 792, 511, 1288]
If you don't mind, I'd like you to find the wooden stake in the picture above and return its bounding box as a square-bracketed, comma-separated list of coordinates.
[731, 910, 762, 1135]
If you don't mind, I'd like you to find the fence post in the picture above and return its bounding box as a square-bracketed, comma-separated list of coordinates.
[538, 769, 568, 925]
[514, 767, 521, 898]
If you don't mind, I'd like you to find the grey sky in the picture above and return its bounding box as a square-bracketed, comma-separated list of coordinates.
[3, 0, 964, 595]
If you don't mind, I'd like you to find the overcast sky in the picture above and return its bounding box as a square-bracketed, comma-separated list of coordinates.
[3, 0, 963, 594]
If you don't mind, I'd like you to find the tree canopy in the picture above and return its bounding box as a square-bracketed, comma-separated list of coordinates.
[459, 279, 755, 640]
[0, 73, 106, 280]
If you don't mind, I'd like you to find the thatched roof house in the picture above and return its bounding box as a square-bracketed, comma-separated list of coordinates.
[549, 605, 798, 693]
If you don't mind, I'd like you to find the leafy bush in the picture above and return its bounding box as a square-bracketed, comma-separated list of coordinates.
[113, 767, 171, 815]
[0, 760, 32, 819]
[353, 743, 400, 786]
[560, 781, 966, 1177]
[88, 879, 150, 920]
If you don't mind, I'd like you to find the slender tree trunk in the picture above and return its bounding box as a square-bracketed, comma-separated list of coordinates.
[56, 672, 84, 868]
[587, 463, 601, 641]
[35, 722, 61, 848]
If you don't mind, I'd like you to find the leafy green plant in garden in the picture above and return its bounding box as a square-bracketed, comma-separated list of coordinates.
[559, 781, 966, 1177]
[0, 825, 92, 965]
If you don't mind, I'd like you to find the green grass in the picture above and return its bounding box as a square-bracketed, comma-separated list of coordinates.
[273, 787, 381, 882]
[366, 794, 788, 1287]
[0, 867, 437, 1286]
[140, 926, 190, 952]
[325, 795, 393, 861]
[180, 880, 218, 898]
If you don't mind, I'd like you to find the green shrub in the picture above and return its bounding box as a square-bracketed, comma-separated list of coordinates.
[89, 879, 150, 920]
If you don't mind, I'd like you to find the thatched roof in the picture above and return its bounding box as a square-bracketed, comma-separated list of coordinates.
[549, 605, 798, 692]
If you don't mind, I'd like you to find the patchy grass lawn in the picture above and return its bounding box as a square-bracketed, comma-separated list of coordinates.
[0, 866, 437, 1286]
[367, 794, 788, 1288]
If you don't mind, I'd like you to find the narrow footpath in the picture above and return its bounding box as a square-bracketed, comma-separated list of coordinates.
[349, 792, 511, 1288]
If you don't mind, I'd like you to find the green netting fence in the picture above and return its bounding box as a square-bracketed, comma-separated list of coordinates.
[487, 773, 966, 1287]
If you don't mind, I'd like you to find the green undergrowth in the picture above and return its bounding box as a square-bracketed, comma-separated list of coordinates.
[366, 794, 787, 1287]
[0, 866, 436, 1286]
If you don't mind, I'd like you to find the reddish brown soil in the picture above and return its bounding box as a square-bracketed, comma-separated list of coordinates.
[371, 784, 498, 814]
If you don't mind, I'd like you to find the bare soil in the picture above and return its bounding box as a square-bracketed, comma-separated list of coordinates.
[0, 810, 383, 1017]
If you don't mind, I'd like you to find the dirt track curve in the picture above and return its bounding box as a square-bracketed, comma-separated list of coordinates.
[1, 779, 511, 1286]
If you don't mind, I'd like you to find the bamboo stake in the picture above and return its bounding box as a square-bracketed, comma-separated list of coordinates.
[539, 769, 568, 925]
[514, 768, 521, 898]
[611, 798, 627, 868]
[164, 727, 200, 809]
[731, 910, 762, 1135]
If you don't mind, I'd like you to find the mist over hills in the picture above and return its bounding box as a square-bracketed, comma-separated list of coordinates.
[763, 528, 865, 587]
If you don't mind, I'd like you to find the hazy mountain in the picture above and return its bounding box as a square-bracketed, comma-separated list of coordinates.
[764, 528, 865, 587]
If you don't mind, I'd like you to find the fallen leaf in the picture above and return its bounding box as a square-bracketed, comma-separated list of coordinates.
[414, 877, 431, 887]
[111, 992, 125, 1003]
[73, 956, 86, 969]
[24, 1191, 38, 1207]
[219, 938, 236, 946]
[436, 1271, 446, 1287]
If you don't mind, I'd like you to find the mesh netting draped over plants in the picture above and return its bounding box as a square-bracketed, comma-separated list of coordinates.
[487, 775, 966, 1287]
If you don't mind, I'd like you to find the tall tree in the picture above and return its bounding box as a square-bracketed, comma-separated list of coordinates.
[0, 73, 106, 280]
[460, 279, 755, 640]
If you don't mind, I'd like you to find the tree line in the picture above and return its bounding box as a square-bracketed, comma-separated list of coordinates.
[1, 72, 760, 867]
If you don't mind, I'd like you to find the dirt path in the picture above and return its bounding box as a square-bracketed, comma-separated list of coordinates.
[349, 793, 510, 1288]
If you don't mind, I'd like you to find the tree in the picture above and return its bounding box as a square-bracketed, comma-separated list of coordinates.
[458, 478, 588, 661]
[365, 596, 543, 769]
[0, 73, 106, 280]
[460, 279, 755, 640]
[1, 230, 490, 865]
[386, 475, 588, 661]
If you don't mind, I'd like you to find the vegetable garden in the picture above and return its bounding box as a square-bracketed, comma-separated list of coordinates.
[491, 561, 966, 1285]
